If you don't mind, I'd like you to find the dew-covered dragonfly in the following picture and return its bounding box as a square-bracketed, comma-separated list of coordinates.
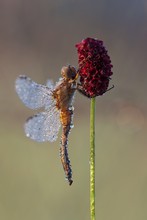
[15, 65, 79, 185]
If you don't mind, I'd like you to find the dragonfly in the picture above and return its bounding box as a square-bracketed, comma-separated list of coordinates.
[15, 65, 79, 185]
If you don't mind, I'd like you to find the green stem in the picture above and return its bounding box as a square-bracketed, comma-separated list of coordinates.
[90, 97, 96, 220]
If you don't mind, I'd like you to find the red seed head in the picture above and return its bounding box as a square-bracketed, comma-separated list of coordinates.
[75, 37, 113, 98]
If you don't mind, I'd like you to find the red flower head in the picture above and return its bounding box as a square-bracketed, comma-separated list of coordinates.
[75, 37, 113, 98]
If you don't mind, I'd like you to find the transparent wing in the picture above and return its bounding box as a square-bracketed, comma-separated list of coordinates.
[25, 107, 61, 142]
[15, 75, 54, 110]
[46, 79, 54, 89]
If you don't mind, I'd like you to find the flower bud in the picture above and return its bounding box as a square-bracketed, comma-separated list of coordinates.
[76, 37, 113, 98]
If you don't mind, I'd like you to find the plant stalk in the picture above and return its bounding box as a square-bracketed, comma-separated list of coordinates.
[90, 97, 96, 220]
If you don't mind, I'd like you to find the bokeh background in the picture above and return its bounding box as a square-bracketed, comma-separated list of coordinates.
[0, 0, 147, 219]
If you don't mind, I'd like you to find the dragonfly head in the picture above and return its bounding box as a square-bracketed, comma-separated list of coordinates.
[61, 65, 78, 82]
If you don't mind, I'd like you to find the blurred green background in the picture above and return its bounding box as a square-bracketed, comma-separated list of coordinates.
[0, 0, 147, 219]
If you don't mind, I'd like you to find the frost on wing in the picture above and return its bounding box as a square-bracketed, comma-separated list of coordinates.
[25, 107, 61, 142]
[15, 75, 55, 110]
[46, 79, 54, 89]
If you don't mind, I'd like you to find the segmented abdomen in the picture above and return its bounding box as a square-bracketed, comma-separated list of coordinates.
[60, 108, 74, 185]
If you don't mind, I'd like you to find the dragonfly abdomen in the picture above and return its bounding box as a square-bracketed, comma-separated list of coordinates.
[60, 109, 74, 185]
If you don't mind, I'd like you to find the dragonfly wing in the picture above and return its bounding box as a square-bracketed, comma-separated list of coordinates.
[46, 79, 54, 89]
[25, 108, 61, 142]
[15, 75, 54, 109]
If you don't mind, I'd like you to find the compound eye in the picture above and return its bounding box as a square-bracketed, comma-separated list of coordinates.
[61, 66, 78, 80]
